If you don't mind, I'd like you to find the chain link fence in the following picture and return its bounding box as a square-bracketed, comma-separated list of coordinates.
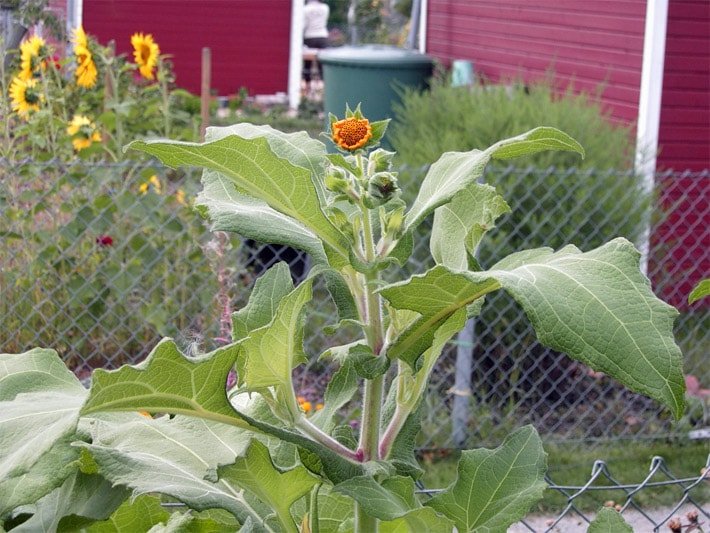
[1, 160, 708, 449]
[418, 454, 710, 532]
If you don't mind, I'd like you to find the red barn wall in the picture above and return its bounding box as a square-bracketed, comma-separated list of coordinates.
[425, 0, 646, 124]
[83, 0, 291, 96]
[656, 0, 710, 171]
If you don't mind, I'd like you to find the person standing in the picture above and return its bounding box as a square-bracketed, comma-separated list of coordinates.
[303, 0, 329, 87]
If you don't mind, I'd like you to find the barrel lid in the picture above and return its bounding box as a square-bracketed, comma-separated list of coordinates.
[318, 45, 433, 67]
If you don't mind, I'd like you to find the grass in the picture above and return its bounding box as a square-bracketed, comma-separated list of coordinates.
[420, 439, 710, 513]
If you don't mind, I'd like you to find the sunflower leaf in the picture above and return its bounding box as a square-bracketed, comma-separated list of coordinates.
[127, 134, 349, 267]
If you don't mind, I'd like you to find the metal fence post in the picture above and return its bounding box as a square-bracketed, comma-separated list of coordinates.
[452, 317, 475, 448]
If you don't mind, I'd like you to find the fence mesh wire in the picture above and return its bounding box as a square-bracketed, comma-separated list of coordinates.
[1, 160, 708, 450]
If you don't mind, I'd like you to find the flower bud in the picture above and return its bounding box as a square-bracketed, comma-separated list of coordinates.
[367, 149, 396, 174]
[365, 172, 400, 207]
[324, 166, 350, 194]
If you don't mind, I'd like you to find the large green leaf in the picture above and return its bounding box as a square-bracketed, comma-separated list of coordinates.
[0, 435, 81, 517]
[198, 170, 329, 265]
[426, 426, 547, 532]
[314, 490, 354, 533]
[0, 347, 82, 400]
[127, 134, 349, 267]
[483, 238, 685, 418]
[587, 507, 633, 532]
[333, 476, 418, 521]
[382, 238, 686, 417]
[239, 279, 312, 390]
[405, 127, 583, 232]
[217, 440, 318, 533]
[0, 392, 86, 480]
[205, 123, 327, 183]
[84, 495, 170, 532]
[226, 404, 365, 485]
[310, 361, 359, 433]
[79, 415, 268, 527]
[379, 267, 499, 368]
[333, 476, 454, 532]
[81, 338, 250, 429]
[380, 508, 454, 533]
[11, 471, 128, 533]
[430, 182, 510, 270]
[232, 262, 294, 340]
[0, 349, 92, 519]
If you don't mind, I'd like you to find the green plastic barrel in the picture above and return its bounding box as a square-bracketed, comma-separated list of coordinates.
[318, 45, 433, 141]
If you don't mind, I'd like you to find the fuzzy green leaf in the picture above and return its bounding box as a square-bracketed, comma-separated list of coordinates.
[482, 238, 685, 418]
[232, 262, 294, 340]
[333, 476, 418, 521]
[688, 279, 710, 304]
[315, 490, 354, 533]
[0, 390, 86, 480]
[79, 415, 268, 526]
[0, 435, 81, 517]
[127, 134, 349, 267]
[84, 495, 170, 532]
[380, 508, 454, 533]
[310, 361, 359, 432]
[239, 279, 313, 390]
[218, 440, 318, 533]
[426, 426, 547, 532]
[0, 350, 90, 518]
[0, 347, 82, 400]
[405, 127, 583, 232]
[431, 182, 511, 270]
[82, 339, 251, 429]
[10, 471, 128, 533]
[587, 507, 633, 532]
[380, 267, 499, 368]
[198, 170, 329, 265]
[383, 239, 686, 418]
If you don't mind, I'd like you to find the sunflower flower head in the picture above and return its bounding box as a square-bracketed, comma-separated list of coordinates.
[66, 115, 102, 151]
[19, 35, 48, 80]
[9, 77, 42, 119]
[329, 104, 388, 153]
[131, 32, 160, 80]
[72, 27, 98, 88]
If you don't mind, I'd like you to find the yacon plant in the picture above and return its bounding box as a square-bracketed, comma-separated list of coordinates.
[1, 106, 685, 532]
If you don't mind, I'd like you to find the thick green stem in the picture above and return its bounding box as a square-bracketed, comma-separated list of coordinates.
[354, 192, 385, 532]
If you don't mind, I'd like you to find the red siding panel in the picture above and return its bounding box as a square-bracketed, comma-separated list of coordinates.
[425, 0, 646, 124]
[657, 0, 710, 171]
[83, 0, 291, 96]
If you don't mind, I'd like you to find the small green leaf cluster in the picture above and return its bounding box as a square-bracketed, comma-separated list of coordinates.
[0, 109, 686, 532]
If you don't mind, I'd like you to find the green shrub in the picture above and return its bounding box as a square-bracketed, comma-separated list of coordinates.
[391, 75, 634, 174]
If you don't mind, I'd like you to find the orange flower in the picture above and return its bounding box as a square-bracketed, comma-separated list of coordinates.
[332, 117, 373, 151]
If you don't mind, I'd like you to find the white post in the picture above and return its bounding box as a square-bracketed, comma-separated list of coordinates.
[288, 0, 305, 110]
[66, 0, 82, 35]
[635, 0, 669, 273]
[418, 0, 428, 53]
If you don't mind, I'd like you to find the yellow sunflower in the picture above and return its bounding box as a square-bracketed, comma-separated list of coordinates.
[66, 115, 102, 151]
[9, 76, 41, 119]
[72, 27, 98, 88]
[19, 35, 47, 80]
[130, 32, 160, 80]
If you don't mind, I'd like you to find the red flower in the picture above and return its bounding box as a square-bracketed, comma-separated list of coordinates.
[96, 234, 113, 247]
